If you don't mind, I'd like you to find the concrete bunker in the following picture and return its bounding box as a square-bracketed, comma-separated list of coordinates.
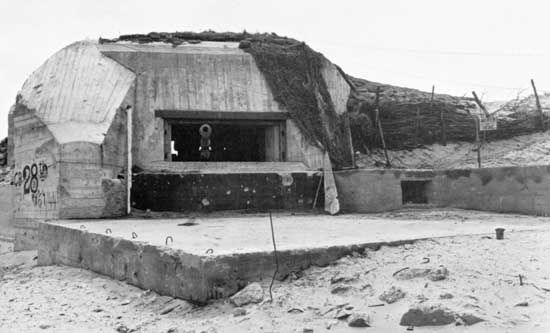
[6, 36, 353, 248]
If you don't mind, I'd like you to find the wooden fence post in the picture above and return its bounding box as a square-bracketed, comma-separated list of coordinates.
[415, 107, 420, 147]
[471, 91, 485, 168]
[531, 79, 545, 131]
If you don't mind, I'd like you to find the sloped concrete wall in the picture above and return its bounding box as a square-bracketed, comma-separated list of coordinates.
[335, 166, 550, 216]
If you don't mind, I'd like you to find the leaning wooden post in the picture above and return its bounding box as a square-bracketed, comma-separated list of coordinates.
[374, 87, 391, 168]
[472, 91, 490, 116]
[531, 79, 545, 131]
[475, 116, 481, 168]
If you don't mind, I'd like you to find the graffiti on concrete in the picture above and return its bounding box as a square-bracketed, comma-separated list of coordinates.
[13, 161, 56, 209]
[31, 189, 57, 209]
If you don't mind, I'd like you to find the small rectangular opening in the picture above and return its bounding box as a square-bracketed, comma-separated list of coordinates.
[401, 180, 430, 204]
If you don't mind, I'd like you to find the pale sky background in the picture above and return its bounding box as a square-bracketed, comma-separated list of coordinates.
[1, 0, 549, 138]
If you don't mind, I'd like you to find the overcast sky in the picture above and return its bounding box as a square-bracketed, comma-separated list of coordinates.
[1, 0, 549, 137]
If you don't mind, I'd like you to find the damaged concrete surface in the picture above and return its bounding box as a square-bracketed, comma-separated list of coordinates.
[37, 209, 550, 305]
[2, 219, 550, 332]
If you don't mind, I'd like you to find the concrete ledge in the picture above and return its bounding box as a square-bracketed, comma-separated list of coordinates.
[38, 212, 550, 304]
[38, 221, 418, 303]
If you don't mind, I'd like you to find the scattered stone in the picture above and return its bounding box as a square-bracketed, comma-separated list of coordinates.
[325, 320, 338, 330]
[331, 285, 352, 294]
[440, 293, 453, 299]
[399, 304, 455, 326]
[200, 328, 217, 333]
[330, 273, 359, 284]
[427, 267, 449, 281]
[287, 270, 304, 282]
[92, 308, 103, 313]
[379, 286, 406, 304]
[116, 325, 130, 333]
[348, 313, 371, 327]
[457, 313, 485, 326]
[120, 299, 131, 306]
[230, 283, 264, 307]
[303, 329, 314, 333]
[160, 302, 181, 315]
[233, 308, 247, 317]
[335, 308, 353, 320]
[39, 324, 51, 329]
[514, 302, 529, 307]
[395, 268, 431, 280]
[416, 294, 429, 303]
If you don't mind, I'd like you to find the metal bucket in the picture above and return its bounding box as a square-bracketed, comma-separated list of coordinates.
[495, 228, 505, 240]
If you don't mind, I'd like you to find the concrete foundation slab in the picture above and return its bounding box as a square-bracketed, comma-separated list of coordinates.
[38, 209, 550, 304]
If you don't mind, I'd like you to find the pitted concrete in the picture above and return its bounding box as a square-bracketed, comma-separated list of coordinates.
[38, 210, 550, 303]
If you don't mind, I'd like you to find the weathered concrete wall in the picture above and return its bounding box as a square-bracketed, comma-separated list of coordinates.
[11, 106, 60, 250]
[100, 43, 349, 171]
[286, 120, 324, 170]
[101, 45, 283, 169]
[132, 172, 323, 212]
[335, 166, 550, 216]
[429, 166, 550, 215]
[57, 142, 123, 219]
[7, 106, 15, 167]
[38, 223, 208, 302]
[0, 183, 15, 239]
[10, 100, 129, 249]
[38, 221, 415, 303]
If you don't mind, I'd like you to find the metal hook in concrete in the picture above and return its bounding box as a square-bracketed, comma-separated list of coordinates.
[131, 232, 138, 239]
[205, 248, 214, 254]
[165, 236, 173, 246]
[105, 228, 112, 234]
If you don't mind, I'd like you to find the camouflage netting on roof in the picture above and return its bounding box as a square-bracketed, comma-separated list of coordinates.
[101, 31, 353, 168]
[347, 76, 549, 151]
[239, 37, 353, 168]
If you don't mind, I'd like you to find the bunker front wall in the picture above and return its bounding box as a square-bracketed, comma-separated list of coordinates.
[100, 45, 350, 171]
[335, 165, 550, 215]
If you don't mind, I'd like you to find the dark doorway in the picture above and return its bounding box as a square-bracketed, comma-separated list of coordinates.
[401, 180, 430, 204]
[171, 123, 266, 162]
